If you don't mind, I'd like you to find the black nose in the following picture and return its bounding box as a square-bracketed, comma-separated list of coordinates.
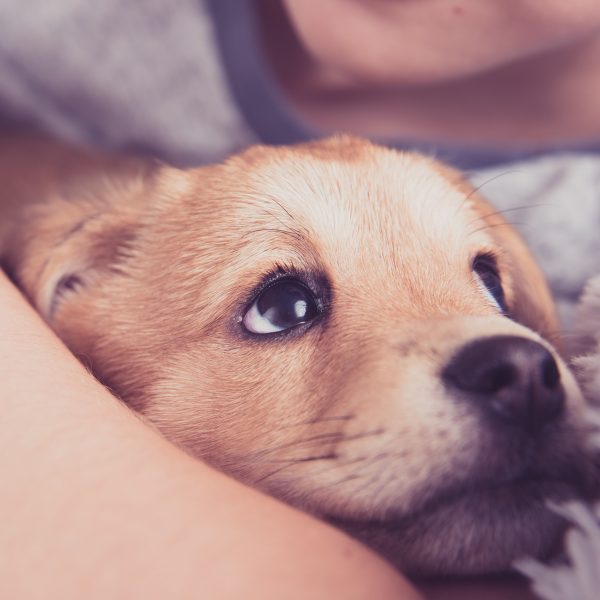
[442, 335, 565, 432]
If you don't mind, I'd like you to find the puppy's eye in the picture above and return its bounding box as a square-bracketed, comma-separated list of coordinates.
[243, 278, 319, 334]
[473, 254, 507, 313]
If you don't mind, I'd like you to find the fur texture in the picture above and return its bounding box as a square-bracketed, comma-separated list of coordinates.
[1, 132, 598, 577]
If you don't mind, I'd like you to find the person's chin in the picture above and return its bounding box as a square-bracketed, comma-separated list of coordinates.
[330, 479, 579, 577]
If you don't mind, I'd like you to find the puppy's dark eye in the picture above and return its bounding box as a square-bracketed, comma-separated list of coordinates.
[243, 278, 319, 334]
[473, 254, 507, 313]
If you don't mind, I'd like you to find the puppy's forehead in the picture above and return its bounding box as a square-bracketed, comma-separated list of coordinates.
[237, 143, 488, 272]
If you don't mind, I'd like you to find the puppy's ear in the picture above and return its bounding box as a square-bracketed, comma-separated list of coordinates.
[483, 205, 560, 341]
[6, 185, 145, 322]
[438, 163, 560, 344]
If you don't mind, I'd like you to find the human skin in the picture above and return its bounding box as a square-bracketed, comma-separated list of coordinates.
[280, 0, 600, 86]
[260, 0, 600, 146]
[0, 272, 422, 600]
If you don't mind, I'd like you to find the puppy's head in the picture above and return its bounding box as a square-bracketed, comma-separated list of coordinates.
[16, 136, 598, 576]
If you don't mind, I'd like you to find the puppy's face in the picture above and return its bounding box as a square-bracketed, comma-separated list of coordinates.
[19, 137, 597, 575]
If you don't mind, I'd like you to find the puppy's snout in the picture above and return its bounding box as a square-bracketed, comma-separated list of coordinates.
[442, 336, 565, 432]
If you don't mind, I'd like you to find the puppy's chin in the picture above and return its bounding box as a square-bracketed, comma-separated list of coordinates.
[330, 479, 580, 577]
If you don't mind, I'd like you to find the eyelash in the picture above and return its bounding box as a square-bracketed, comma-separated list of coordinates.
[472, 253, 508, 314]
[235, 253, 508, 340]
[240, 263, 330, 322]
[244, 263, 304, 305]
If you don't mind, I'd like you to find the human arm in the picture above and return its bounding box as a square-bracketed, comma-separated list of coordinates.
[0, 272, 421, 600]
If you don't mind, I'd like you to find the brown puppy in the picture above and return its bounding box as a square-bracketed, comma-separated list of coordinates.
[0, 131, 596, 576]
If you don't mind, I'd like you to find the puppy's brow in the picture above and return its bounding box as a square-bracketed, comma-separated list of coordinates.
[263, 195, 297, 223]
[242, 227, 306, 244]
[280, 414, 355, 428]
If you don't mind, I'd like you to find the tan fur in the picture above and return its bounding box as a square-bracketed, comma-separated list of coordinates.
[0, 131, 595, 576]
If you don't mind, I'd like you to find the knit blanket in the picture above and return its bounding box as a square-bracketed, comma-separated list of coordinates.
[519, 276, 600, 600]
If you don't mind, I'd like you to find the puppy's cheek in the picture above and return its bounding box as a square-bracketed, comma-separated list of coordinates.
[142, 367, 234, 463]
[275, 355, 484, 519]
[140, 347, 318, 477]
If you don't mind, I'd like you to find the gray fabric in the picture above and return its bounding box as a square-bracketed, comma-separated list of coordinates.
[209, 0, 600, 171]
[469, 157, 600, 326]
[0, 0, 257, 165]
[517, 279, 600, 600]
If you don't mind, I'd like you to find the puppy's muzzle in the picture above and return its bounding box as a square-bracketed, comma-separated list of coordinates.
[443, 335, 565, 432]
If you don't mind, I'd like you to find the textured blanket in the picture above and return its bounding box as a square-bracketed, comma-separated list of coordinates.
[469, 158, 600, 598]
[519, 276, 600, 600]
[469, 154, 600, 329]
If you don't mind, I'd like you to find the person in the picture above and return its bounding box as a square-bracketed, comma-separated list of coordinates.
[1, 1, 599, 598]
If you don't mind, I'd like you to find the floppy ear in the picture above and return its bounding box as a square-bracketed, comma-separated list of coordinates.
[0, 131, 154, 322]
[436, 163, 560, 345]
[5, 197, 141, 322]
[479, 197, 561, 343]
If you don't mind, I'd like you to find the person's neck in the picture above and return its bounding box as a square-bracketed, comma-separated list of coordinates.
[259, 5, 600, 148]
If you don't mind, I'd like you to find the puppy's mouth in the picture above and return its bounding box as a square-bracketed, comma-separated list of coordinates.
[329, 473, 581, 529]
[408, 458, 598, 517]
[327, 467, 597, 577]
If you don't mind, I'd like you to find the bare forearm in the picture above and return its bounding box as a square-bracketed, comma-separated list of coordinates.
[0, 273, 420, 600]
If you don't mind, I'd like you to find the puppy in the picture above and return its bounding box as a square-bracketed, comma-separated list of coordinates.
[0, 131, 597, 576]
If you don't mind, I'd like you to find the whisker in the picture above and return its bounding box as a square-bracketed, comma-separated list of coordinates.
[452, 169, 522, 223]
[350, 454, 406, 502]
[310, 452, 392, 494]
[326, 474, 362, 488]
[264, 194, 297, 223]
[467, 203, 552, 229]
[306, 414, 356, 424]
[304, 451, 395, 491]
[465, 169, 522, 202]
[256, 432, 346, 456]
[346, 471, 381, 499]
[244, 203, 293, 232]
[255, 428, 385, 458]
[242, 227, 305, 243]
[468, 220, 525, 236]
[255, 454, 338, 483]
[261, 453, 338, 464]
[259, 449, 396, 495]
[545, 331, 585, 340]
[251, 419, 387, 486]
[255, 464, 296, 484]
[341, 428, 386, 441]
[279, 414, 355, 429]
